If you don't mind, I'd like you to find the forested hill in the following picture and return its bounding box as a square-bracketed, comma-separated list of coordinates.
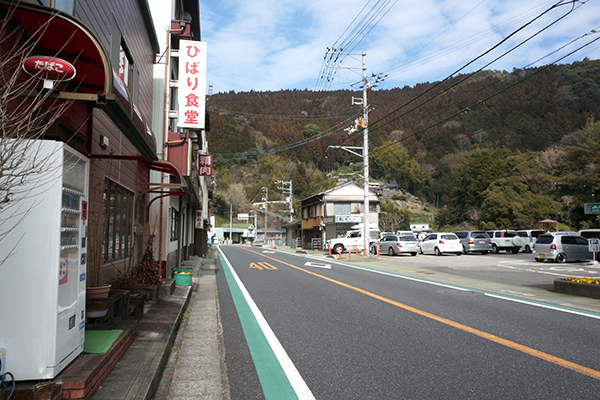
[207, 59, 600, 231]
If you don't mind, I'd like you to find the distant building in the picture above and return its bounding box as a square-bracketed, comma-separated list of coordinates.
[411, 223, 431, 233]
[214, 227, 245, 244]
[282, 219, 302, 247]
[300, 181, 379, 250]
[256, 228, 286, 247]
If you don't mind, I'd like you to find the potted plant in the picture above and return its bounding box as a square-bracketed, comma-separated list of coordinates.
[132, 239, 163, 301]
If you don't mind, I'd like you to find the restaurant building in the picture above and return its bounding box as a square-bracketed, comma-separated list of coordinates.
[0, 0, 181, 382]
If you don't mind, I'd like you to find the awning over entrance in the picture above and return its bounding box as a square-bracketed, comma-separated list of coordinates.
[0, 1, 157, 161]
[89, 155, 184, 182]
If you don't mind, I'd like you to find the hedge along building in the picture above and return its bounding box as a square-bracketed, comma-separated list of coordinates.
[0, 0, 187, 286]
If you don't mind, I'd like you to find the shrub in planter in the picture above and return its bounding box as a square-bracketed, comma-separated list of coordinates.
[134, 239, 163, 288]
[554, 277, 600, 299]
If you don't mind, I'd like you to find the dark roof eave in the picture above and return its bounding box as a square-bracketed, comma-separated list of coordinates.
[101, 98, 157, 161]
[137, 0, 161, 53]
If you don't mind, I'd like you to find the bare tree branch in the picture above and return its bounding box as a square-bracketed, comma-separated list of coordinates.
[0, 9, 75, 267]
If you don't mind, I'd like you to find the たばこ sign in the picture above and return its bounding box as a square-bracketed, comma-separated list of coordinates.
[22, 56, 76, 81]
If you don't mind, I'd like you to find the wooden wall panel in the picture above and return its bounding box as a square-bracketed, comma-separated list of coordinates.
[75, 0, 156, 124]
[92, 109, 140, 193]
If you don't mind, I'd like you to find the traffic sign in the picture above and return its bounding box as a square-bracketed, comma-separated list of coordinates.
[584, 203, 600, 214]
[589, 238, 600, 253]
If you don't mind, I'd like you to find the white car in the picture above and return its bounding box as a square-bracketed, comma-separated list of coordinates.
[419, 232, 462, 256]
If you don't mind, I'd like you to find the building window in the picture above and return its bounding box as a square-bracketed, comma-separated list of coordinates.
[104, 180, 134, 262]
[334, 203, 351, 215]
[110, 17, 140, 104]
[39, 0, 75, 14]
[170, 208, 180, 241]
[349, 203, 378, 213]
[119, 45, 131, 85]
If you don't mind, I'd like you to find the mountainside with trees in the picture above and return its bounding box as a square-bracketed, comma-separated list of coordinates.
[207, 59, 600, 231]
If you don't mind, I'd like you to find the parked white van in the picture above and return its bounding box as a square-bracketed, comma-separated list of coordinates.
[578, 229, 600, 239]
[515, 229, 545, 253]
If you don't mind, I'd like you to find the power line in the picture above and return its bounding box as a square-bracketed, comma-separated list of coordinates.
[369, 31, 600, 158]
[207, 105, 355, 120]
[211, 111, 363, 161]
[380, 0, 555, 81]
[315, 0, 398, 91]
[369, 0, 581, 134]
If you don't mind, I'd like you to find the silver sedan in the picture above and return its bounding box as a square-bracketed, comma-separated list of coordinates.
[373, 234, 419, 256]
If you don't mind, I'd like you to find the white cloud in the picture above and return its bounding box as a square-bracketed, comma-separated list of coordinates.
[190, 0, 600, 93]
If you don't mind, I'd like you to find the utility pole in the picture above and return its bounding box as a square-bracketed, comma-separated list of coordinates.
[325, 51, 381, 255]
[262, 187, 268, 244]
[276, 180, 294, 221]
[249, 209, 258, 240]
[360, 52, 369, 256]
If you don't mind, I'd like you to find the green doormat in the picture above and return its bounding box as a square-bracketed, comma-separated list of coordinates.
[84, 330, 124, 354]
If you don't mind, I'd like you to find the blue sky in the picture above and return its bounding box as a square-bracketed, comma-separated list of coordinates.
[151, 0, 600, 94]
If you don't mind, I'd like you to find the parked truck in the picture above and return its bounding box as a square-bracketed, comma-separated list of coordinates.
[326, 224, 381, 254]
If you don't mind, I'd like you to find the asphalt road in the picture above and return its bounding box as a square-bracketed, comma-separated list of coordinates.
[216, 245, 600, 399]
[368, 250, 600, 290]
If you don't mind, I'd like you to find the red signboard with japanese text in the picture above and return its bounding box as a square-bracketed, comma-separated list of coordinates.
[178, 40, 207, 130]
[23, 56, 76, 81]
[198, 154, 213, 176]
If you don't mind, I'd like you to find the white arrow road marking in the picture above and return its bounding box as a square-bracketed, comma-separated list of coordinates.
[546, 266, 588, 272]
[499, 290, 535, 297]
[304, 262, 331, 269]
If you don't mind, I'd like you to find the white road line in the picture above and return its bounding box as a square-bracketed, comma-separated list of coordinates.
[220, 251, 316, 399]
[495, 263, 600, 277]
[484, 293, 600, 320]
[304, 262, 331, 269]
[270, 248, 600, 319]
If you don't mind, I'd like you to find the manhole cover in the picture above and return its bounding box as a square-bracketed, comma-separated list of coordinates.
[437, 289, 480, 296]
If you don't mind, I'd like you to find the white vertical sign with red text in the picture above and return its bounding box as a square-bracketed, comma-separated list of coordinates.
[178, 40, 207, 129]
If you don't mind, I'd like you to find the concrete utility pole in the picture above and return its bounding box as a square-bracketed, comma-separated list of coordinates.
[261, 187, 268, 244]
[360, 52, 369, 256]
[276, 180, 294, 221]
[325, 51, 377, 255]
[249, 209, 258, 239]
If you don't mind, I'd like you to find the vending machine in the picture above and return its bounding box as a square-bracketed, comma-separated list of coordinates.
[0, 140, 88, 380]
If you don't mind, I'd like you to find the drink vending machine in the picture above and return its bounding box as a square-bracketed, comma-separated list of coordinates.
[0, 140, 89, 380]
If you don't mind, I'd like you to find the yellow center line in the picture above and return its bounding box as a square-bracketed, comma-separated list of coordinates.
[243, 247, 600, 380]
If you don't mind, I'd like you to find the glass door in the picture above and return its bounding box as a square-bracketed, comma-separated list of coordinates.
[58, 150, 87, 317]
